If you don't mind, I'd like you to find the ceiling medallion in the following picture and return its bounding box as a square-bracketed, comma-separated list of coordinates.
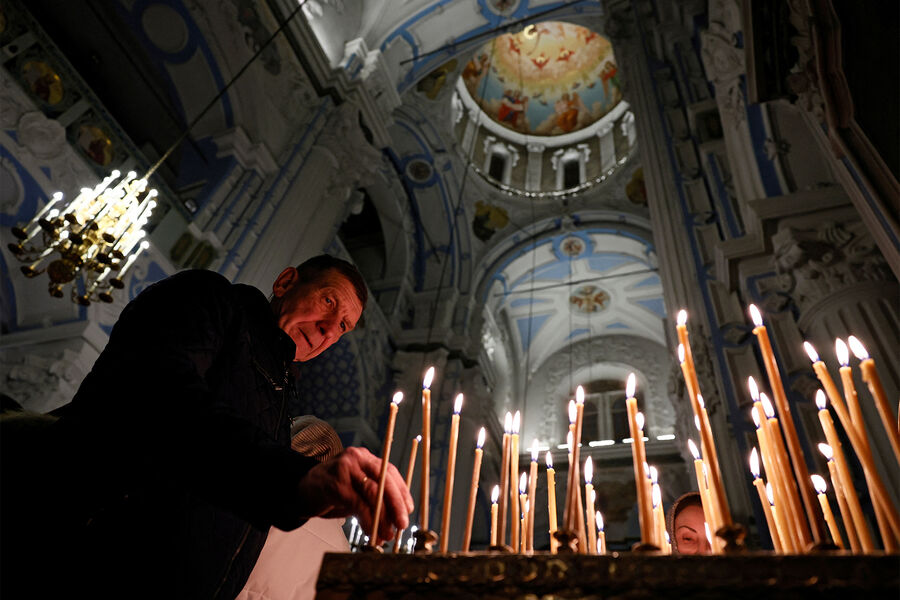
[570, 285, 610, 313]
[405, 158, 434, 183]
[560, 236, 585, 257]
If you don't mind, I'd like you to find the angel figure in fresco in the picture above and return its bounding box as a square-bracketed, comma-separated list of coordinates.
[508, 36, 521, 54]
[498, 89, 529, 130]
[553, 92, 586, 133]
[557, 47, 575, 62]
[600, 60, 621, 100]
[530, 52, 549, 70]
[462, 53, 490, 88]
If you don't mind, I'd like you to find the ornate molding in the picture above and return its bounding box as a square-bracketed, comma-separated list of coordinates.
[699, 0, 746, 128]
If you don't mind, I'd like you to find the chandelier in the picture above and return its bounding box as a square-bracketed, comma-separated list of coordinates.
[8, 170, 157, 305]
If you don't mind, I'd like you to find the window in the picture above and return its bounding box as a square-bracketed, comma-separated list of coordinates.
[489, 153, 507, 181]
[563, 159, 581, 188]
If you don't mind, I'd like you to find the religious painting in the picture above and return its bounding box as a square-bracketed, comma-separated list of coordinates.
[570, 285, 610, 313]
[626, 168, 647, 206]
[473, 200, 509, 242]
[560, 236, 585, 257]
[461, 22, 623, 136]
[417, 59, 458, 100]
[76, 124, 113, 166]
[21, 60, 64, 106]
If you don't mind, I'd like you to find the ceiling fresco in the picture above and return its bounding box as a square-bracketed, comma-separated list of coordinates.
[461, 21, 622, 136]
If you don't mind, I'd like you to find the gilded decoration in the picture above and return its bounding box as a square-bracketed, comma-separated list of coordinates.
[461, 22, 622, 136]
[569, 285, 610, 313]
[21, 60, 63, 106]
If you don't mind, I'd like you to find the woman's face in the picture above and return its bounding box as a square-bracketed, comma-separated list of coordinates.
[674, 504, 711, 554]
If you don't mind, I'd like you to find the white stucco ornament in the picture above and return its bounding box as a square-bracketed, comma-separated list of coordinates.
[17, 111, 66, 159]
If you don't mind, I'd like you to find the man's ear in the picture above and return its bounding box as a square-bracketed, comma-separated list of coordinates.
[272, 267, 299, 298]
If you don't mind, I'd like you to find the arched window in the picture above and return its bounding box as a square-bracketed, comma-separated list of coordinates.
[482, 136, 519, 185]
[338, 189, 386, 283]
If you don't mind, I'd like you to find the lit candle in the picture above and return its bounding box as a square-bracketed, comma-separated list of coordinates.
[462, 426, 486, 552]
[440, 393, 463, 553]
[847, 336, 900, 468]
[766, 483, 784, 555]
[420, 367, 435, 531]
[626, 374, 653, 545]
[811, 474, 844, 549]
[509, 411, 521, 553]
[392, 434, 420, 552]
[688, 439, 716, 551]
[597, 511, 606, 555]
[370, 391, 403, 547]
[749, 305, 819, 546]
[584, 457, 596, 555]
[821, 440, 860, 552]
[490, 485, 500, 547]
[650, 466, 666, 550]
[567, 388, 587, 546]
[526, 440, 539, 552]
[815, 392, 875, 552]
[520, 499, 529, 554]
[677, 342, 731, 530]
[564, 400, 576, 534]
[749, 447, 782, 552]
[498, 412, 511, 547]
[760, 393, 808, 551]
[546, 451, 558, 554]
[518, 472, 528, 553]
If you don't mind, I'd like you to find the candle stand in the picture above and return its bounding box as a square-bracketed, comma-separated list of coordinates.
[316, 552, 898, 599]
[716, 523, 748, 553]
[551, 529, 580, 554]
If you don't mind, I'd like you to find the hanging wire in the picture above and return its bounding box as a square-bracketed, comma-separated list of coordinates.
[143, 0, 309, 180]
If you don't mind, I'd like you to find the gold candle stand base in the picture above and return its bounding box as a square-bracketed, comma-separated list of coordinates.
[717, 523, 747, 553]
[487, 544, 514, 553]
[630, 542, 662, 553]
[413, 529, 438, 554]
[359, 545, 384, 553]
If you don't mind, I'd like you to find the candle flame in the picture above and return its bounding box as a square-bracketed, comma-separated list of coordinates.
[477, 427, 486, 449]
[491, 485, 500, 503]
[416, 434, 422, 442]
[677, 309, 687, 326]
[688, 440, 700, 460]
[677, 343, 685, 364]
[584, 456, 593, 483]
[751, 407, 761, 429]
[423, 366, 435, 389]
[748, 376, 759, 401]
[705, 522, 713, 546]
[687, 438, 700, 460]
[568, 400, 577, 425]
[626, 373, 636, 398]
[694, 415, 701, 431]
[665, 531, 670, 545]
[590, 488, 596, 504]
[643, 461, 650, 479]
[697, 394, 705, 410]
[811, 474, 827, 494]
[748, 304, 763, 327]
[567, 430, 573, 450]
[815, 390, 827, 411]
[847, 335, 869, 360]
[749, 447, 760, 478]
[524, 499, 529, 514]
[636, 412, 645, 431]
[519, 472, 527, 494]
[392, 391, 403, 405]
[576, 385, 585, 405]
[597, 511, 604, 531]
[760, 393, 775, 419]
[766, 481, 775, 505]
[504, 412, 512, 433]
[531, 439, 539, 461]
[649, 465, 658, 484]
[652, 482, 662, 508]
[835, 338, 849, 366]
[818, 443, 834, 460]
[803, 341, 820, 363]
[512, 410, 521, 434]
[545, 451, 553, 469]
[453, 393, 463, 414]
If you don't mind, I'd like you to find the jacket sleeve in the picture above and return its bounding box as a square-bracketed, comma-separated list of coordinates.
[82, 270, 317, 531]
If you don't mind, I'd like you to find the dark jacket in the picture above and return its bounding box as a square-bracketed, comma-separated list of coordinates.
[7, 270, 319, 599]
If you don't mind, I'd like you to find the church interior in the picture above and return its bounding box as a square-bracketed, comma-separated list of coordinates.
[1, 0, 898, 594]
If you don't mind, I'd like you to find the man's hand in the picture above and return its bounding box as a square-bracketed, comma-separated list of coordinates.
[296, 447, 414, 544]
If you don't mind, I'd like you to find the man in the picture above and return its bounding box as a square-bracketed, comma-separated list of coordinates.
[1, 255, 412, 599]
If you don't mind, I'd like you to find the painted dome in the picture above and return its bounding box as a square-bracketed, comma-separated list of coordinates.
[461, 22, 622, 136]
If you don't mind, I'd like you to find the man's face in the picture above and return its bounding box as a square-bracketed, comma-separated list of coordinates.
[272, 268, 363, 362]
[673, 504, 711, 555]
